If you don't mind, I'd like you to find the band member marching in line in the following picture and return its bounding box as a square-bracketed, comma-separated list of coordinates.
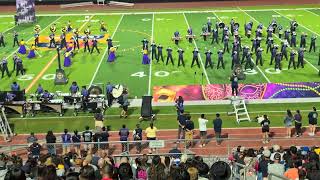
[107, 37, 113, 54]
[278, 25, 284, 39]
[211, 28, 219, 44]
[241, 46, 249, 64]
[207, 19, 212, 33]
[107, 46, 118, 63]
[284, 29, 290, 44]
[251, 38, 258, 53]
[191, 48, 200, 68]
[309, 34, 317, 53]
[166, 47, 174, 65]
[64, 50, 72, 67]
[12, 53, 18, 71]
[141, 38, 149, 50]
[231, 51, 239, 70]
[49, 33, 56, 48]
[91, 37, 100, 54]
[290, 31, 297, 48]
[34, 25, 40, 47]
[244, 21, 253, 38]
[187, 26, 194, 43]
[84, 25, 91, 36]
[18, 39, 26, 54]
[157, 44, 164, 63]
[60, 32, 67, 49]
[151, 41, 157, 60]
[297, 48, 305, 68]
[50, 23, 57, 35]
[201, 24, 209, 41]
[13, 31, 19, 47]
[222, 26, 229, 43]
[67, 20, 72, 32]
[232, 41, 240, 56]
[230, 19, 235, 36]
[275, 52, 282, 71]
[288, 49, 296, 70]
[177, 48, 185, 67]
[142, 49, 150, 65]
[1, 57, 10, 78]
[100, 20, 107, 32]
[230, 72, 239, 97]
[266, 37, 273, 53]
[244, 51, 254, 70]
[71, 31, 80, 51]
[281, 40, 288, 61]
[0, 33, 5, 47]
[83, 35, 90, 53]
[217, 50, 225, 69]
[300, 32, 307, 48]
[204, 49, 213, 69]
[256, 47, 263, 66]
[173, 30, 181, 45]
[270, 44, 279, 65]
[27, 44, 36, 59]
[15, 56, 24, 76]
[223, 35, 230, 53]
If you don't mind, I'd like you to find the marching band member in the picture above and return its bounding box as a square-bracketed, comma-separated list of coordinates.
[278, 25, 284, 39]
[217, 50, 225, 69]
[204, 49, 213, 69]
[270, 44, 278, 65]
[230, 19, 235, 36]
[275, 52, 282, 70]
[309, 34, 317, 53]
[50, 23, 56, 34]
[71, 33, 79, 50]
[107, 37, 113, 54]
[297, 48, 305, 68]
[6, 92, 16, 102]
[290, 32, 297, 47]
[223, 35, 229, 53]
[64, 51, 72, 67]
[201, 24, 209, 41]
[211, 28, 219, 44]
[60, 33, 67, 49]
[141, 38, 149, 50]
[107, 46, 117, 62]
[166, 47, 174, 65]
[18, 39, 26, 54]
[177, 48, 185, 67]
[207, 19, 212, 33]
[69, 81, 79, 94]
[91, 37, 100, 54]
[241, 46, 250, 64]
[27, 44, 36, 59]
[231, 51, 238, 70]
[187, 26, 193, 43]
[84, 26, 91, 35]
[34, 25, 40, 47]
[244, 51, 254, 70]
[12, 53, 18, 71]
[281, 41, 288, 61]
[266, 37, 274, 53]
[141, 49, 150, 65]
[157, 44, 163, 63]
[288, 50, 296, 70]
[81, 86, 89, 110]
[83, 35, 90, 53]
[173, 30, 180, 45]
[151, 41, 157, 60]
[300, 32, 307, 48]
[35, 84, 44, 95]
[13, 31, 19, 47]
[0, 33, 5, 47]
[191, 48, 200, 68]
[66, 44, 74, 57]
[41, 90, 53, 102]
[284, 29, 290, 44]
[11, 82, 20, 91]
[256, 47, 263, 66]
[49, 33, 56, 48]
[100, 20, 107, 32]
[1, 57, 10, 78]
[67, 20, 72, 32]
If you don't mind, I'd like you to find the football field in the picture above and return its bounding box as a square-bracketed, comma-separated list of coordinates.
[0, 6, 320, 98]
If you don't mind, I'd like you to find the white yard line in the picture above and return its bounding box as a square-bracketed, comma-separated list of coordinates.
[147, 13, 154, 95]
[2, 25, 16, 34]
[0, 7, 318, 17]
[274, 10, 320, 72]
[182, 13, 210, 84]
[6, 16, 63, 59]
[304, 9, 319, 17]
[89, 14, 124, 87]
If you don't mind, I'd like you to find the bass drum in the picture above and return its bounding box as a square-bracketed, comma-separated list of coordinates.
[88, 85, 102, 95]
[233, 64, 246, 80]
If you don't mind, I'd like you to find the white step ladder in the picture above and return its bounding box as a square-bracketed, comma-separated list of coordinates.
[228, 97, 251, 124]
[0, 106, 13, 141]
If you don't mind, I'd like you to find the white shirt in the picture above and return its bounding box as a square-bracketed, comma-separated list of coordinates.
[198, 118, 208, 131]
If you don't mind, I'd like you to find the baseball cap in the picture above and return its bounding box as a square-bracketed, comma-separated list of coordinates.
[263, 150, 271, 157]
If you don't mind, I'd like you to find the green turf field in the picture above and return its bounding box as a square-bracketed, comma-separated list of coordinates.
[1, 7, 320, 98]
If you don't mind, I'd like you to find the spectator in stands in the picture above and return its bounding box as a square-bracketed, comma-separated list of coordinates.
[0, 160, 7, 180]
[80, 165, 96, 180]
[82, 126, 93, 152]
[243, 148, 258, 179]
[118, 162, 133, 180]
[4, 166, 26, 180]
[258, 149, 272, 180]
[284, 161, 299, 180]
[72, 130, 81, 156]
[270, 144, 283, 161]
[177, 110, 186, 143]
[284, 109, 293, 138]
[61, 129, 72, 155]
[28, 141, 41, 159]
[187, 167, 198, 180]
[27, 132, 38, 144]
[45, 130, 56, 155]
[119, 124, 129, 152]
[213, 113, 222, 145]
[169, 144, 182, 159]
[185, 114, 194, 148]
[294, 110, 302, 137]
[94, 108, 104, 129]
[145, 123, 157, 153]
[308, 107, 318, 136]
[268, 153, 285, 180]
[148, 155, 168, 180]
[101, 163, 114, 180]
[100, 126, 110, 155]
[260, 114, 270, 144]
[120, 89, 129, 119]
[133, 124, 143, 154]
[134, 158, 148, 180]
[198, 114, 208, 147]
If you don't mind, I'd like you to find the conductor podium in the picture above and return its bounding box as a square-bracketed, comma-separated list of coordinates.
[54, 47, 68, 85]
